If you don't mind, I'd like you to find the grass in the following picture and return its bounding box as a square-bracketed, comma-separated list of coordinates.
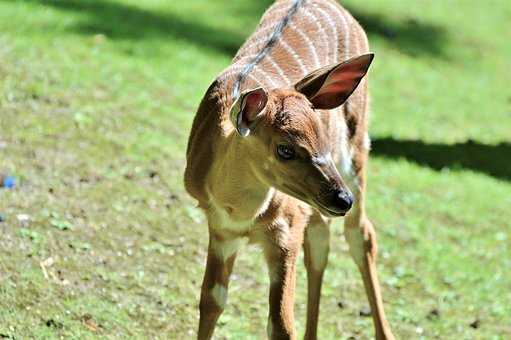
[0, 0, 510, 338]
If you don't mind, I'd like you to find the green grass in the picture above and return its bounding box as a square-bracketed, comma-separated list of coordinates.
[0, 0, 510, 338]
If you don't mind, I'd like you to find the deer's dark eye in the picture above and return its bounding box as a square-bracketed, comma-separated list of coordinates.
[276, 144, 296, 160]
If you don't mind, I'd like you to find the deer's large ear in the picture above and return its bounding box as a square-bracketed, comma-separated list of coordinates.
[295, 53, 374, 110]
[229, 87, 268, 137]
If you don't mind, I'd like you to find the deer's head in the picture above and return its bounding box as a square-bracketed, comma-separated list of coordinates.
[229, 54, 374, 216]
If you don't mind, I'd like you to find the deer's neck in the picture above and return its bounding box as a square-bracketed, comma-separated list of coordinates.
[207, 135, 273, 223]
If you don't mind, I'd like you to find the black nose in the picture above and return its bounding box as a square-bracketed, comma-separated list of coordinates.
[334, 190, 353, 212]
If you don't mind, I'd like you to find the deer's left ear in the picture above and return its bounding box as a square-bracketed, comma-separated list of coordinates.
[295, 53, 374, 110]
[229, 87, 268, 137]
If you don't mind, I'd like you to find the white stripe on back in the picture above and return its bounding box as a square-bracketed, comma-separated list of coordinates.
[224, 0, 360, 94]
[312, 3, 338, 63]
[301, 9, 330, 65]
[253, 65, 277, 88]
[322, 0, 351, 60]
[265, 55, 291, 84]
[231, 0, 304, 99]
[279, 38, 307, 75]
[221, 60, 279, 89]
[289, 21, 320, 68]
[219, 65, 261, 85]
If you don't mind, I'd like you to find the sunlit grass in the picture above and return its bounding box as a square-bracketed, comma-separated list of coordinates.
[0, 0, 510, 338]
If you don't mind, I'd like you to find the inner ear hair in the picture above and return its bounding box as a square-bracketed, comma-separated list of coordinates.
[229, 87, 268, 137]
[295, 53, 375, 110]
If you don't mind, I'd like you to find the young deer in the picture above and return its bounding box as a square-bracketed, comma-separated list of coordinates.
[184, 0, 394, 339]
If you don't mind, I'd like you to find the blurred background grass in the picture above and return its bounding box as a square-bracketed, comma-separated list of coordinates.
[0, 0, 510, 338]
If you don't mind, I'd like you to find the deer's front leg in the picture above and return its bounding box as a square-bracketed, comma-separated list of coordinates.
[198, 232, 241, 340]
[263, 225, 302, 340]
[344, 187, 395, 340]
[303, 216, 330, 340]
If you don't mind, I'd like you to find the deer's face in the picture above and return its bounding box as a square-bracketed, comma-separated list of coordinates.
[245, 90, 352, 216]
[229, 54, 374, 216]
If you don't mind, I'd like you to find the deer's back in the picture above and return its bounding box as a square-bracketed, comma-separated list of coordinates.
[219, 0, 369, 93]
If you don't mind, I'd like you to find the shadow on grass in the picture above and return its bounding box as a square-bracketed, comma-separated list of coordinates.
[372, 138, 511, 181]
[14, 0, 245, 55]
[344, 6, 449, 58]
[250, 1, 449, 58]
[17, 0, 448, 58]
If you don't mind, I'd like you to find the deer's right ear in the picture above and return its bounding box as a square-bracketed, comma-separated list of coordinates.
[295, 53, 374, 110]
[229, 87, 268, 137]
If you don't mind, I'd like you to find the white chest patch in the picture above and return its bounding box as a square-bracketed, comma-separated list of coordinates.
[208, 202, 253, 234]
[206, 187, 274, 235]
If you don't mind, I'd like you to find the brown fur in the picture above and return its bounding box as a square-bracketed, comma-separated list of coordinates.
[184, 1, 394, 339]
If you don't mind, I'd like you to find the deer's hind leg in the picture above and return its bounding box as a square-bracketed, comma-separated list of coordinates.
[303, 214, 330, 340]
[344, 156, 395, 340]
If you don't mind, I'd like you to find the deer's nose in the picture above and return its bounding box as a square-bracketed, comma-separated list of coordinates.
[333, 189, 353, 213]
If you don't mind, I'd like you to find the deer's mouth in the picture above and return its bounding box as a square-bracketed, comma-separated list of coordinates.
[312, 198, 346, 217]
[280, 184, 346, 217]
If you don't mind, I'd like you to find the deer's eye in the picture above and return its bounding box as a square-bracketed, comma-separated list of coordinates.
[276, 144, 296, 160]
